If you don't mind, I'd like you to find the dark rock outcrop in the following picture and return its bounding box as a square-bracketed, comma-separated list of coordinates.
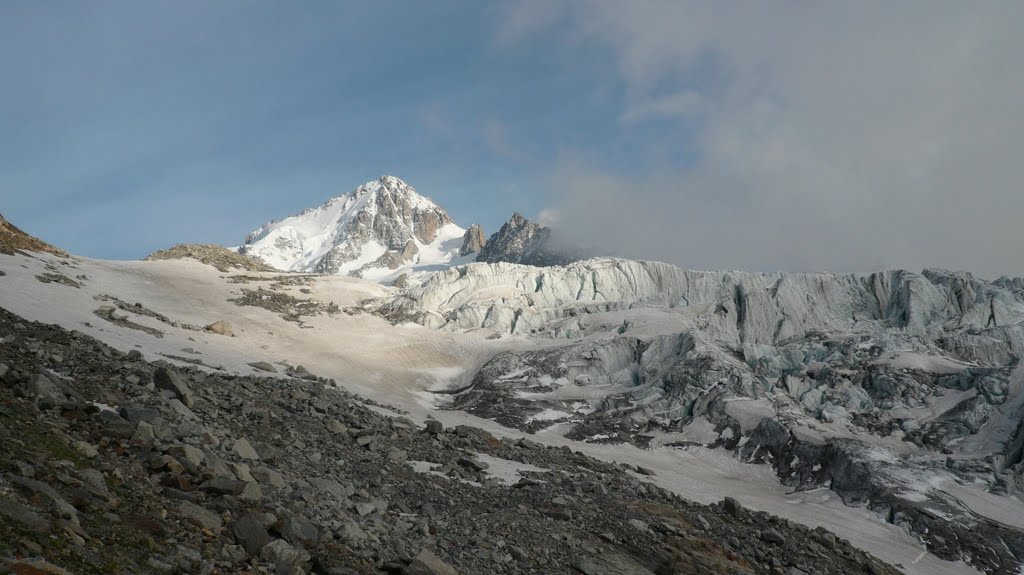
[459, 224, 486, 256]
[475, 213, 591, 267]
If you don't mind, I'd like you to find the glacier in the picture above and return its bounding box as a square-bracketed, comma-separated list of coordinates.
[360, 256, 1024, 572]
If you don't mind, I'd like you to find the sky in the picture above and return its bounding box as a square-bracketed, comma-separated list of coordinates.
[2, 2, 1022, 277]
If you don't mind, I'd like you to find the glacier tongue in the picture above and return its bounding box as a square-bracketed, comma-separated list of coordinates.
[360, 257, 1024, 572]
[377, 258, 1024, 352]
[239, 175, 466, 279]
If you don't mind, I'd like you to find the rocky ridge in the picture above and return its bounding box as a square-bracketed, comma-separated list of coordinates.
[475, 213, 589, 268]
[0, 305, 900, 575]
[459, 225, 486, 257]
[0, 213, 66, 257]
[145, 244, 277, 273]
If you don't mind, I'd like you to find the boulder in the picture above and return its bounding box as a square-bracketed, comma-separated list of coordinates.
[233, 437, 260, 460]
[23, 373, 65, 408]
[179, 501, 222, 531]
[153, 367, 195, 408]
[232, 514, 272, 556]
[204, 321, 234, 337]
[404, 549, 459, 575]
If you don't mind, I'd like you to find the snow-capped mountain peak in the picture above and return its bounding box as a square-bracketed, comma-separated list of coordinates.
[239, 176, 470, 279]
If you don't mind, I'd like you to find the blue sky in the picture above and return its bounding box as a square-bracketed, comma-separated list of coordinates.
[2, 2, 1022, 276]
[0, 2, 670, 259]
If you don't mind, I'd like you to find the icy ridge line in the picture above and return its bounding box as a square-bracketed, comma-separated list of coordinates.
[372, 258, 1024, 358]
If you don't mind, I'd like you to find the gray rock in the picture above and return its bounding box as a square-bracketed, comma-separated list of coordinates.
[239, 481, 264, 502]
[627, 519, 649, 532]
[723, 497, 744, 518]
[179, 500, 222, 531]
[120, 406, 161, 423]
[233, 514, 273, 556]
[253, 466, 285, 488]
[233, 437, 260, 460]
[355, 500, 384, 517]
[202, 477, 247, 496]
[388, 448, 409, 464]
[154, 366, 195, 408]
[204, 321, 235, 336]
[9, 476, 77, 521]
[204, 450, 236, 478]
[0, 499, 50, 533]
[76, 468, 110, 497]
[169, 444, 205, 467]
[336, 518, 367, 543]
[310, 477, 351, 498]
[457, 457, 488, 472]
[425, 419, 444, 434]
[249, 361, 277, 373]
[231, 462, 254, 482]
[325, 418, 347, 434]
[405, 549, 460, 575]
[167, 398, 197, 420]
[508, 545, 528, 562]
[73, 441, 99, 458]
[280, 515, 319, 547]
[24, 373, 65, 408]
[259, 538, 310, 568]
[459, 224, 487, 256]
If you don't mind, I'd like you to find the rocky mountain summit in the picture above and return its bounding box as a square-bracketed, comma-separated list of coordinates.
[233, 178, 591, 281]
[0, 306, 898, 575]
[239, 176, 467, 278]
[475, 213, 590, 268]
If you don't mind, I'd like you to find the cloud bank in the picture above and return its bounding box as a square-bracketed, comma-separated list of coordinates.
[507, 2, 1024, 277]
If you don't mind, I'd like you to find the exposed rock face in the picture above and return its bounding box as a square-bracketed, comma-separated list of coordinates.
[239, 176, 464, 277]
[145, 243, 275, 272]
[0, 214, 65, 256]
[459, 224, 486, 256]
[358, 239, 419, 274]
[475, 213, 588, 267]
[364, 258, 1024, 573]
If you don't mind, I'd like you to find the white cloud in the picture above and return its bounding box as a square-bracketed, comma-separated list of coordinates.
[537, 208, 560, 227]
[504, 2, 1024, 277]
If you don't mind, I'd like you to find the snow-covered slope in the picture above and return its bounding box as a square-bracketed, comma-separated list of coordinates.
[239, 176, 470, 280]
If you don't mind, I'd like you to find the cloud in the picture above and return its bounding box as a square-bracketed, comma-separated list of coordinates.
[504, 2, 1024, 277]
[536, 208, 560, 227]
